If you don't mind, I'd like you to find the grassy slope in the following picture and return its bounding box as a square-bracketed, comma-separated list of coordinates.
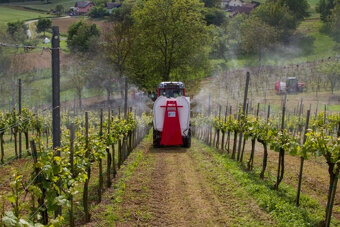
[193, 139, 340, 226]
[216, 0, 337, 69]
[1, 0, 77, 12]
[0, 6, 48, 27]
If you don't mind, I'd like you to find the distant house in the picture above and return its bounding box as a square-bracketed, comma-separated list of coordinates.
[230, 3, 258, 17]
[70, 1, 94, 15]
[106, 2, 121, 14]
[222, 0, 244, 11]
[228, 0, 244, 7]
[221, 0, 231, 9]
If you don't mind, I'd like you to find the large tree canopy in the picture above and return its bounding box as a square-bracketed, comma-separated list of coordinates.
[316, 0, 335, 21]
[67, 21, 100, 52]
[253, 1, 297, 42]
[36, 18, 51, 36]
[131, 0, 210, 87]
[277, 0, 310, 20]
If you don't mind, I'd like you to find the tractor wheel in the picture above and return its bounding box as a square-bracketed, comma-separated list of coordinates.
[183, 129, 191, 148]
[153, 129, 161, 148]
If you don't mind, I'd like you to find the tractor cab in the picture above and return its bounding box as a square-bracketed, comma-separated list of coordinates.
[157, 82, 185, 98]
[286, 77, 298, 92]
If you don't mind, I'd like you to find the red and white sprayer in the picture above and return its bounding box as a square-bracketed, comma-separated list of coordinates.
[153, 82, 191, 148]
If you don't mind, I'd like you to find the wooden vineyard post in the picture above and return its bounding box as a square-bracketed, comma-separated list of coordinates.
[12, 109, 18, 159]
[247, 103, 260, 171]
[274, 105, 286, 190]
[124, 77, 128, 119]
[30, 140, 48, 225]
[0, 130, 4, 164]
[325, 122, 340, 227]
[260, 105, 270, 179]
[221, 106, 227, 152]
[232, 107, 239, 159]
[240, 103, 249, 162]
[208, 94, 212, 146]
[296, 109, 310, 206]
[118, 139, 122, 169]
[69, 124, 75, 227]
[227, 106, 232, 153]
[51, 26, 61, 217]
[18, 79, 22, 158]
[106, 109, 112, 188]
[215, 105, 221, 148]
[237, 72, 250, 161]
[98, 109, 103, 203]
[111, 110, 116, 178]
[83, 112, 91, 223]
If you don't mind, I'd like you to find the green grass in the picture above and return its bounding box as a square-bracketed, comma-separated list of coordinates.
[194, 139, 340, 226]
[0, 6, 48, 26]
[219, 18, 337, 69]
[1, 0, 77, 12]
[327, 105, 340, 112]
[95, 133, 152, 225]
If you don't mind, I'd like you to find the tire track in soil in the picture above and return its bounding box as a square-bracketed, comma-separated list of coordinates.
[109, 140, 274, 226]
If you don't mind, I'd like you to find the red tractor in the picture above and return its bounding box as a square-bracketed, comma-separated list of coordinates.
[153, 82, 191, 148]
[275, 77, 306, 94]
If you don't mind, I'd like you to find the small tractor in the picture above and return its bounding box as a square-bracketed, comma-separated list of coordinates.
[153, 82, 191, 148]
[275, 77, 306, 94]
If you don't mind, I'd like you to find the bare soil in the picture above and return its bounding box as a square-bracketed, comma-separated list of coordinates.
[52, 17, 107, 34]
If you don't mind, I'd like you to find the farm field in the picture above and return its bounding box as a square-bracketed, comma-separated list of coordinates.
[1, 0, 77, 12]
[0, 6, 48, 27]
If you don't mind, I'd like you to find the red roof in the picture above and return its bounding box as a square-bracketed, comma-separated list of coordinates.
[230, 3, 257, 17]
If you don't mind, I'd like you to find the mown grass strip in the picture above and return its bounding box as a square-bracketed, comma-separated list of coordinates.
[193, 138, 339, 226]
[98, 132, 151, 225]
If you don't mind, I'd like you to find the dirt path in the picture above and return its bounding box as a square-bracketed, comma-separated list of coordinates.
[89, 136, 274, 226]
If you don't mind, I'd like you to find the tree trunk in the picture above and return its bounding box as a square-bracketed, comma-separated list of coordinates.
[227, 130, 231, 153]
[14, 133, 18, 158]
[0, 134, 4, 164]
[221, 131, 225, 151]
[259, 141, 268, 179]
[247, 138, 256, 171]
[83, 165, 91, 223]
[275, 149, 285, 190]
[106, 88, 111, 104]
[231, 131, 238, 159]
[98, 158, 103, 203]
[112, 144, 116, 178]
[24, 132, 30, 155]
[106, 148, 111, 188]
[240, 136, 247, 162]
[78, 90, 82, 109]
[296, 157, 304, 206]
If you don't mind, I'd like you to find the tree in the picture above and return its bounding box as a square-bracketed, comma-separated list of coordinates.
[7, 21, 27, 42]
[277, 0, 310, 20]
[87, 60, 118, 103]
[204, 7, 227, 26]
[131, 0, 210, 84]
[317, 60, 340, 94]
[63, 57, 91, 108]
[324, 0, 340, 42]
[67, 21, 100, 52]
[253, 1, 297, 42]
[104, 3, 134, 97]
[89, 6, 108, 18]
[36, 18, 51, 36]
[316, 0, 335, 22]
[55, 4, 64, 17]
[203, 0, 221, 8]
[239, 16, 278, 61]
